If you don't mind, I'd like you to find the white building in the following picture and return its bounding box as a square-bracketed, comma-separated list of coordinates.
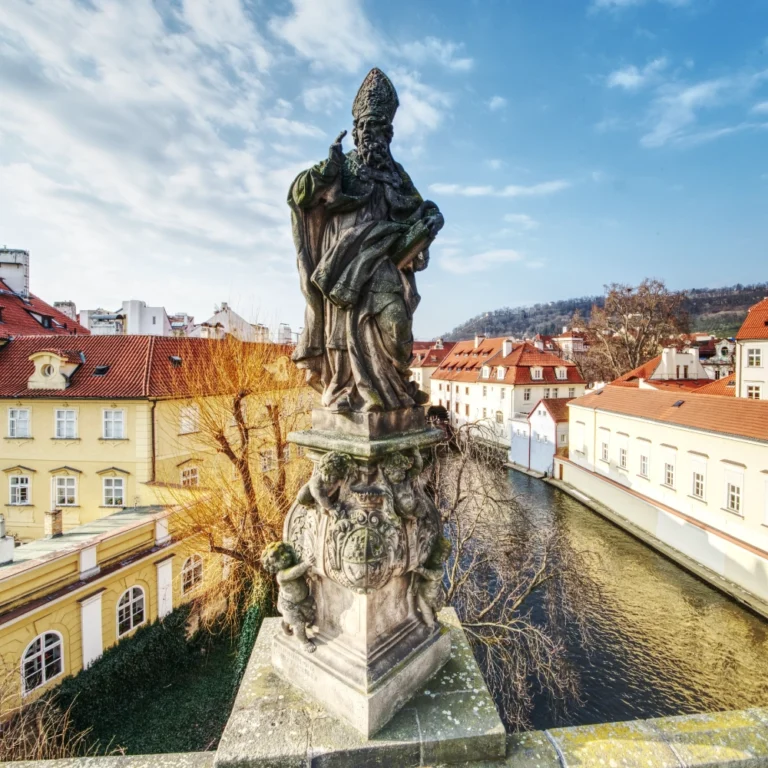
[735, 298, 768, 400]
[410, 339, 454, 396]
[80, 301, 172, 336]
[552, 327, 587, 361]
[613, 346, 711, 392]
[430, 336, 586, 449]
[509, 398, 571, 475]
[277, 323, 293, 345]
[555, 298, 768, 617]
[190, 302, 263, 342]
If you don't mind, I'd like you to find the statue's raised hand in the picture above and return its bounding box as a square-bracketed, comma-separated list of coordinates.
[329, 130, 347, 163]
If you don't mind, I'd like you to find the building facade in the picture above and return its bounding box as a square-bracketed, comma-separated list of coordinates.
[80, 301, 172, 336]
[509, 397, 571, 475]
[430, 336, 586, 448]
[735, 298, 768, 400]
[0, 505, 210, 713]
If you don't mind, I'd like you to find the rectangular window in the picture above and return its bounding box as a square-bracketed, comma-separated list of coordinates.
[560, 432, 567, 444]
[500, 388, 505, 399]
[10, 476, 30, 505]
[726, 483, 742, 514]
[495, 411, 503, 424]
[465, 404, 469, 416]
[619, 448, 627, 469]
[747, 348, 762, 367]
[103, 409, 125, 439]
[55, 409, 77, 439]
[552, 388, 559, 398]
[465, 387, 469, 395]
[523, 388, 531, 402]
[568, 388, 575, 398]
[601, 442, 609, 462]
[692, 472, 705, 500]
[544, 388, 550, 399]
[103, 477, 125, 506]
[9, 408, 30, 438]
[664, 463, 675, 488]
[482, 386, 487, 397]
[455, 385, 459, 393]
[455, 402, 459, 414]
[640, 455, 649, 478]
[747, 385, 761, 400]
[179, 405, 199, 434]
[482, 407, 487, 418]
[54, 476, 76, 506]
[683, 365, 689, 379]
[181, 467, 199, 487]
[260, 451, 276, 472]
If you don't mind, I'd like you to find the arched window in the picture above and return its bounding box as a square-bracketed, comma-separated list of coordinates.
[22, 631, 63, 693]
[181, 554, 204, 594]
[117, 586, 145, 637]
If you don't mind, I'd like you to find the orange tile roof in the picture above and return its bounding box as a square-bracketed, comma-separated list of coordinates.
[691, 373, 736, 397]
[410, 341, 456, 369]
[431, 339, 585, 385]
[736, 298, 768, 340]
[613, 356, 662, 386]
[0, 336, 290, 399]
[530, 397, 574, 423]
[0, 279, 89, 338]
[571, 385, 768, 443]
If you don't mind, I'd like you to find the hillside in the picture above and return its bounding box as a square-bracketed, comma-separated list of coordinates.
[444, 282, 768, 341]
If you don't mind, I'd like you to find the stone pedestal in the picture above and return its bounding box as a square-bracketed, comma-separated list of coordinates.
[269, 407, 451, 737]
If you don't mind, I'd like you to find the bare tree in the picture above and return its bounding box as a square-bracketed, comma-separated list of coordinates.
[429, 422, 600, 731]
[0, 661, 103, 762]
[574, 280, 688, 382]
[161, 338, 314, 628]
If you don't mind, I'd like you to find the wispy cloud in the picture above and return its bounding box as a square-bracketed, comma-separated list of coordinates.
[440, 248, 525, 274]
[752, 101, 768, 114]
[398, 37, 473, 72]
[488, 95, 507, 111]
[503, 213, 539, 230]
[607, 57, 667, 91]
[430, 180, 571, 197]
[592, 0, 692, 10]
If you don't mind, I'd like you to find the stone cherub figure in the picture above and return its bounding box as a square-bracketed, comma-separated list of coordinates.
[297, 451, 356, 521]
[289, 67, 444, 413]
[380, 449, 426, 519]
[261, 542, 317, 653]
[411, 536, 452, 629]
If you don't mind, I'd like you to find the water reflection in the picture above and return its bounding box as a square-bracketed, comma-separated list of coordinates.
[505, 471, 768, 730]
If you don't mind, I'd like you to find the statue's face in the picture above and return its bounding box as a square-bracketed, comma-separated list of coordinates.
[355, 114, 392, 169]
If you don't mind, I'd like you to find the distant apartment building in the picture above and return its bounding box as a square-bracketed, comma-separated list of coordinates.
[552, 327, 587, 361]
[510, 397, 572, 475]
[430, 336, 586, 448]
[189, 302, 275, 343]
[80, 300, 172, 336]
[612, 346, 712, 392]
[168, 312, 195, 337]
[555, 297, 768, 617]
[409, 339, 454, 395]
[0, 249, 88, 338]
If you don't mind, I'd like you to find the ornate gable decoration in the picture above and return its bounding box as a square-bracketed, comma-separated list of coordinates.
[27, 350, 82, 391]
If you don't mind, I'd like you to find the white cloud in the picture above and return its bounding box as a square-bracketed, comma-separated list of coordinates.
[640, 70, 768, 147]
[486, 159, 504, 170]
[592, 0, 692, 9]
[488, 95, 507, 111]
[503, 213, 539, 230]
[302, 83, 345, 113]
[440, 248, 525, 274]
[390, 69, 453, 144]
[430, 180, 571, 197]
[269, 0, 379, 73]
[606, 57, 667, 91]
[397, 37, 473, 72]
[752, 101, 768, 114]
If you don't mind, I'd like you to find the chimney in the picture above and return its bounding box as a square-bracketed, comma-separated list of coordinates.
[563, 325, 568, 334]
[474, 334, 484, 349]
[0, 515, 14, 565]
[502, 339, 513, 357]
[45, 509, 63, 539]
[434, 338, 443, 350]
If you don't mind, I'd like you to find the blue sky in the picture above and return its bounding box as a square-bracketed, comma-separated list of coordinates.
[0, 0, 766, 339]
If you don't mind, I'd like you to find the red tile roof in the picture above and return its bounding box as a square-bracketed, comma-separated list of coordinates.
[411, 341, 456, 369]
[736, 298, 768, 340]
[431, 339, 585, 385]
[691, 373, 736, 397]
[612, 355, 709, 392]
[0, 336, 288, 399]
[0, 279, 89, 338]
[571, 385, 768, 443]
[530, 397, 574, 423]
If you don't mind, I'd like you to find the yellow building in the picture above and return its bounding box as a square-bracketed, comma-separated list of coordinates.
[0, 335, 273, 542]
[0, 505, 208, 713]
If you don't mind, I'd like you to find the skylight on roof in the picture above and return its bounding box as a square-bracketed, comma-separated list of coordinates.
[169, 355, 182, 367]
[93, 364, 110, 376]
[672, 400, 684, 408]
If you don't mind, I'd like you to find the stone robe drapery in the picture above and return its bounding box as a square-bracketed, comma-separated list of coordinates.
[289, 150, 438, 412]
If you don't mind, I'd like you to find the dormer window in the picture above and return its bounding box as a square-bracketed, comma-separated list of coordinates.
[556, 367, 567, 380]
[482, 365, 491, 378]
[27, 351, 82, 391]
[531, 367, 543, 380]
[497, 367, 505, 380]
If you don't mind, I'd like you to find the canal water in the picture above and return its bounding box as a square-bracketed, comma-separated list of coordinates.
[506, 470, 768, 731]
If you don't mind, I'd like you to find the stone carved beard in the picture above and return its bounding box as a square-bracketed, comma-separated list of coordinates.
[356, 124, 392, 170]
